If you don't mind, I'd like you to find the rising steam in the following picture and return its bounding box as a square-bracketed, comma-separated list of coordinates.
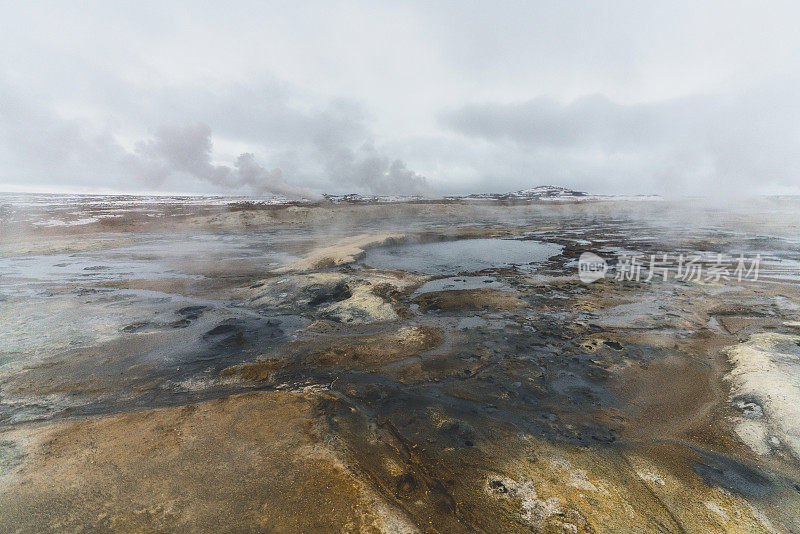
[131, 124, 320, 199]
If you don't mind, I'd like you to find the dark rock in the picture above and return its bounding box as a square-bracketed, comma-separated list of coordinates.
[122, 322, 151, 333]
[307, 282, 352, 307]
[204, 322, 241, 338]
[692, 449, 772, 498]
[489, 480, 507, 494]
[176, 305, 208, 320]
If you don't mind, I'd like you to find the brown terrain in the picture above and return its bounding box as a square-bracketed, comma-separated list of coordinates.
[1, 197, 800, 532]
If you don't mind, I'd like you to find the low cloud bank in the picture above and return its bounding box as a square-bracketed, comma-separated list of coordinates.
[0, 78, 429, 197]
[439, 83, 800, 196]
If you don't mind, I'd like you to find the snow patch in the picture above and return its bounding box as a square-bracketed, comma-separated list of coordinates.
[726, 333, 800, 460]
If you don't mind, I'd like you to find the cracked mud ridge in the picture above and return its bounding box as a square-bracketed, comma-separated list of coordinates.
[2, 196, 800, 532]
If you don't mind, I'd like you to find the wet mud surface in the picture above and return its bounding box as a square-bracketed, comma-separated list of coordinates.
[2, 195, 800, 532]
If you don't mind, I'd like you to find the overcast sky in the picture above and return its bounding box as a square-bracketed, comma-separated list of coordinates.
[1, 1, 799, 197]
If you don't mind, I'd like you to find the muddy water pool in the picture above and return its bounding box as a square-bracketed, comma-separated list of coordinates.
[361, 237, 563, 274]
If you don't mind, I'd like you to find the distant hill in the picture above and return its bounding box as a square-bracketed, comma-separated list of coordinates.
[460, 185, 589, 201]
[322, 193, 426, 204]
[323, 186, 660, 203]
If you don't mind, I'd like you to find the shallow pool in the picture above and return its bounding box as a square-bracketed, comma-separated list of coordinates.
[361, 238, 563, 275]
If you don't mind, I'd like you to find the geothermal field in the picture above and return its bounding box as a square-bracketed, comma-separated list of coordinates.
[1, 193, 800, 533]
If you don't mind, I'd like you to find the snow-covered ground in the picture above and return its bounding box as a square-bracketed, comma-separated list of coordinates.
[454, 185, 661, 202]
[1, 187, 662, 211]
